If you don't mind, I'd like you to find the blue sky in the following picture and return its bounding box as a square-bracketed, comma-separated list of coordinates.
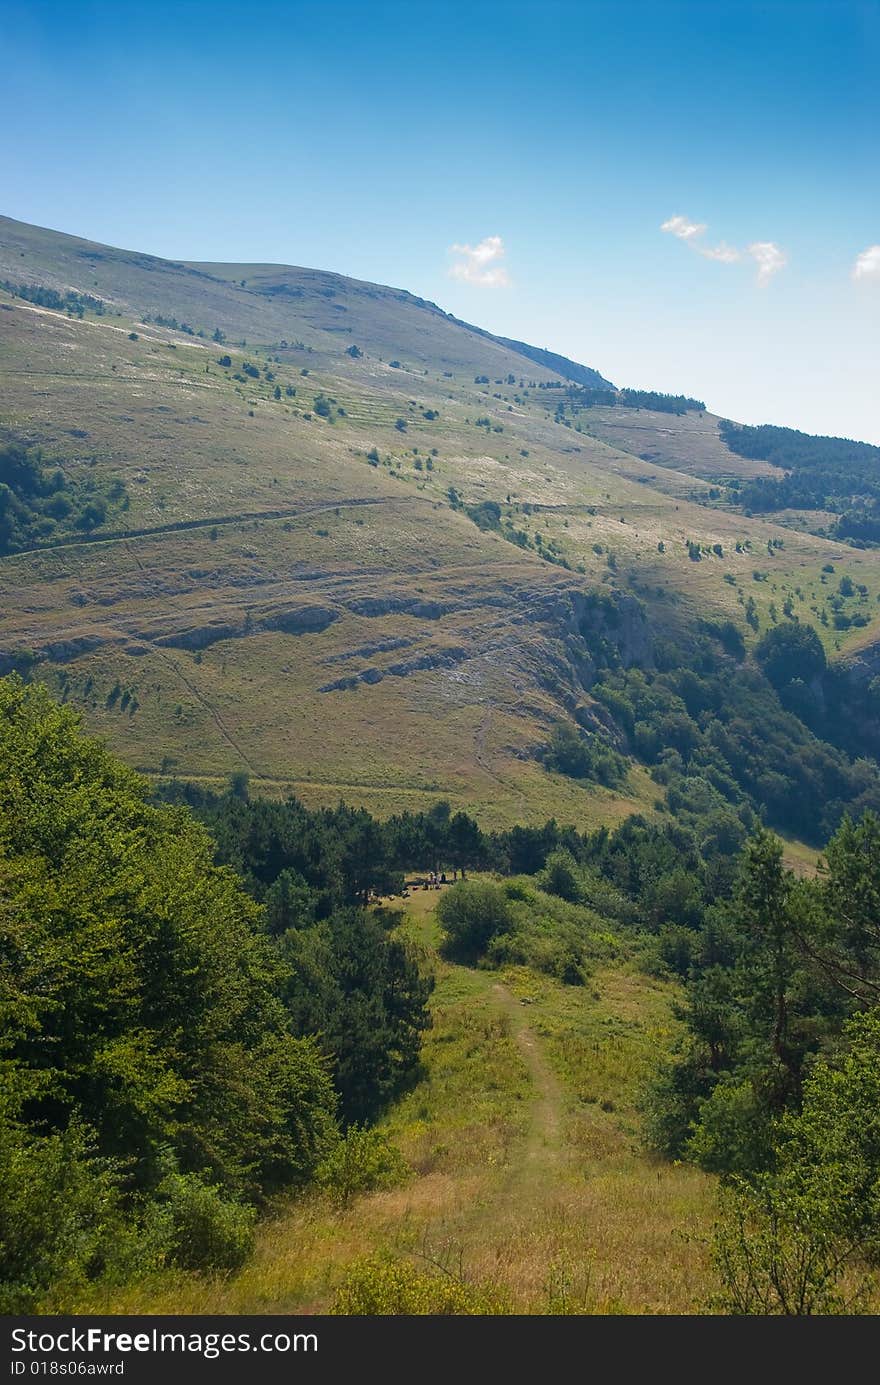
[2, 0, 878, 440]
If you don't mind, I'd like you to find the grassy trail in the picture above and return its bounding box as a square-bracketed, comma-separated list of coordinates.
[84, 888, 716, 1315]
[491, 981, 563, 1181]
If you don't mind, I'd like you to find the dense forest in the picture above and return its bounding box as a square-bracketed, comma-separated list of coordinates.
[542, 385, 706, 418]
[560, 610, 880, 832]
[722, 421, 880, 544]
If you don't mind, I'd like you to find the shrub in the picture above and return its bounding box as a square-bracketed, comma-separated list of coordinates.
[539, 849, 582, 902]
[0, 1105, 128, 1312]
[154, 1171, 255, 1271]
[437, 880, 514, 963]
[315, 1126, 410, 1205]
[755, 622, 826, 690]
[541, 723, 627, 788]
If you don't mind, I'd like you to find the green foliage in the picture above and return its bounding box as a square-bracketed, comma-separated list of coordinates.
[649, 814, 880, 1194]
[755, 622, 826, 690]
[488, 878, 612, 984]
[153, 1171, 255, 1272]
[548, 384, 704, 418]
[1, 279, 104, 316]
[541, 722, 628, 788]
[711, 1008, 880, 1313]
[280, 909, 433, 1125]
[0, 677, 338, 1302]
[331, 1254, 508, 1315]
[539, 849, 582, 902]
[0, 1103, 129, 1312]
[594, 652, 880, 843]
[464, 498, 502, 531]
[711, 1180, 859, 1314]
[0, 441, 127, 555]
[315, 1125, 410, 1205]
[437, 880, 515, 963]
[815, 813, 880, 1003]
[722, 420, 880, 539]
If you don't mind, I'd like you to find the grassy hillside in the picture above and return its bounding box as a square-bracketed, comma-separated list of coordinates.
[1, 213, 878, 831]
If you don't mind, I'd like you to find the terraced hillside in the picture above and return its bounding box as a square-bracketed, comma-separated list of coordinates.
[1, 213, 878, 828]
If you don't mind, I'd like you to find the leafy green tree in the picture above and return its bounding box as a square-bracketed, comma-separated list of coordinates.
[437, 880, 514, 963]
[0, 677, 338, 1204]
[539, 849, 582, 902]
[280, 909, 432, 1124]
[799, 812, 880, 1002]
[755, 622, 826, 690]
[712, 1008, 880, 1313]
[446, 811, 485, 878]
[648, 831, 844, 1171]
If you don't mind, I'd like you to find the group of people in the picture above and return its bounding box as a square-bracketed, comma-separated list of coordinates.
[405, 869, 458, 894]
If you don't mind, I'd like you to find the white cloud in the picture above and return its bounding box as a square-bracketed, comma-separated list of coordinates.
[661, 214, 787, 284]
[660, 214, 707, 241]
[747, 241, 787, 285]
[698, 241, 741, 264]
[853, 245, 880, 281]
[448, 235, 510, 287]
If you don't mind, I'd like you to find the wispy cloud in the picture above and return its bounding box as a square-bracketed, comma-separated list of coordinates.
[448, 235, 510, 287]
[661, 214, 707, 242]
[747, 241, 787, 284]
[661, 215, 787, 285]
[699, 241, 742, 264]
[853, 245, 880, 282]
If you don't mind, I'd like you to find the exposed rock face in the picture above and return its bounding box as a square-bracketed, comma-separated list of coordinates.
[0, 634, 110, 673]
[154, 605, 340, 649]
[841, 638, 880, 686]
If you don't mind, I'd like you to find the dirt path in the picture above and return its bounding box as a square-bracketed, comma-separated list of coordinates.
[490, 981, 564, 1179]
[4, 496, 410, 561]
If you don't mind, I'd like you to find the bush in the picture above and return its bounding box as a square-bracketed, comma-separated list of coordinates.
[541, 723, 628, 788]
[0, 1105, 129, 1312]
[315, 1126, 410, 1205]
[538, 849, 582, 902]
[155, 1171, 255, 1271]
[436, 880, 514, 963]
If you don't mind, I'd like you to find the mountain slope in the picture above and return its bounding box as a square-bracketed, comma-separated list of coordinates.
[1, 214, 878, 830]
[0, 214, 606, 384]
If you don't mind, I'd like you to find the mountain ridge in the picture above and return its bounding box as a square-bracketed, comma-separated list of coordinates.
[0, 213, 613, 387]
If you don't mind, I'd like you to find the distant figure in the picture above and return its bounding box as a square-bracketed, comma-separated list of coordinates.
[440, 872, 447, 884]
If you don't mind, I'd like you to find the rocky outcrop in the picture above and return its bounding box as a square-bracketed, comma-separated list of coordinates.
[154, 604, 339, 650]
